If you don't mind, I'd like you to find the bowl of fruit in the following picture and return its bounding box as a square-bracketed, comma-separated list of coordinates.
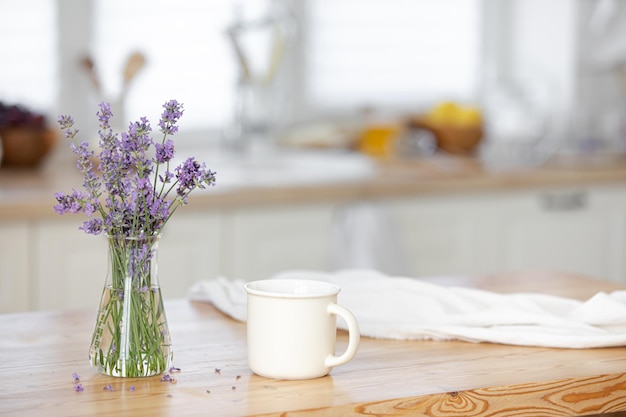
[0, 102, 57, 168]
[409, 101, 484, 155]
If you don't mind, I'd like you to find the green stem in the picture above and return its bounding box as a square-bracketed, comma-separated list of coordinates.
[89, 236, 171, 377]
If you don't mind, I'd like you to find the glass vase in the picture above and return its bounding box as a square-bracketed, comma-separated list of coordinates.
[89, 234, 172, 377]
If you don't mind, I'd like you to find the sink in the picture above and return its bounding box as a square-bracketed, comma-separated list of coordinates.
[173, 148, 376, 189]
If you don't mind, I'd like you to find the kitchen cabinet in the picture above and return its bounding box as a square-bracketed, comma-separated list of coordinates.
[386, 195, 491, 277]
[6, 181, 626, 313]
[0, 221, 30, 313]
[33, 218, 106, 311]
[158, 212, 222, 298]
[489, 187, 626, 281]
[31, 213, 222, 311]
[386, 185, 626, 282]
[221, 203, 335, 280]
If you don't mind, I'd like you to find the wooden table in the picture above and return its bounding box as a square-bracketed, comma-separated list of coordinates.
[2, 271, 626, 417]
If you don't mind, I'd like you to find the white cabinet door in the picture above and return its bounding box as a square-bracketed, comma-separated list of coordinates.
[158, 211, 221, 298]
[386, 195, 495, 277]
[33, 219, 107, 311]
[33, 212, 222, 310]
[223, 204, 334, 280]
[487, 186, 626, 282]
[384, 185, 626, 282]
[21, 183, 626, 312]
[0, 221, 30, 312]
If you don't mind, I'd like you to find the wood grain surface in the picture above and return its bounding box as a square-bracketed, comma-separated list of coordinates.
[1, 271, 626, 416]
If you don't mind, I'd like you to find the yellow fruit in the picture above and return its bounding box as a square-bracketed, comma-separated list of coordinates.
[428, 102, 482, 127]
[455, 107, 482, 127]
[358, 124, 401, 157]
[429, 101, 460, 125]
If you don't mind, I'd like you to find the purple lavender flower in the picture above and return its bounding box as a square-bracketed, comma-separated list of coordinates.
[72, 372, 81, 383]
[55, 98, 215, 249]
[97, 102, 113, 130]
[54, 189, 90, 215]
[134, 176, 152, 194]
[57, 115, 78, 139]
[155, 139, 175, 163]
[128, 242, 150, 278]
[70, 142, 101, 205]
[80, 218, 103, 235]
[148, 197, 170, 225]
[159, 170, 174, 184]
[58, 114, 74, 130]
[103, 384, 115, 391]
[174, 158, 216, 202]
[70, 141, 93, 167]
[122, 118, 153, 160]
[158, 100, 184, 135]
[74, 383, 84, 392]
[129, 385, 136, 392]
[160, 374, 172, 382]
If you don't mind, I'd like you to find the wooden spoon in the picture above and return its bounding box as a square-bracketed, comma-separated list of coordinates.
[123, 51, 146, 91]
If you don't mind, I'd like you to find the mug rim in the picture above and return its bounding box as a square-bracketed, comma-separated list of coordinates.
[245, 279, 341, 299]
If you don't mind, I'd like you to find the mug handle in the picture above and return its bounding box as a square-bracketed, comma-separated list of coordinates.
[325, 303, 360, 368]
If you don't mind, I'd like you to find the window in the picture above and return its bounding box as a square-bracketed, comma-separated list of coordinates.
[93, 0, 239, 131]
[0, 1, 57, 112]
[301, 0, 482, 114]
[0, 0, 483, 136]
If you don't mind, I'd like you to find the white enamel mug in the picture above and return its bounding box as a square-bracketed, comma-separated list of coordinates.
[245, 279, 360, 380]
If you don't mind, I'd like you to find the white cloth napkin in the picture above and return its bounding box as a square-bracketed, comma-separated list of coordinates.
[187, 269, 626, 349]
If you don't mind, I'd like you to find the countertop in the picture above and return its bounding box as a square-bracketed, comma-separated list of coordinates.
[3, 147, 626, 220]
[1, 271, 625, 416]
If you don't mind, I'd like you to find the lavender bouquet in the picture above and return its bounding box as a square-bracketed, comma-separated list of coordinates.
[55, 100, 216, 377]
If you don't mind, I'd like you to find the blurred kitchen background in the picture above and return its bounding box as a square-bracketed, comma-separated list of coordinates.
[3, 0, 626, 312]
